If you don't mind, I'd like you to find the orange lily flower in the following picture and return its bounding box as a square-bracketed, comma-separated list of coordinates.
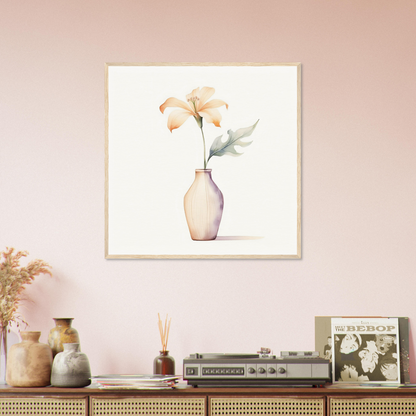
[160, 87, 228, 132]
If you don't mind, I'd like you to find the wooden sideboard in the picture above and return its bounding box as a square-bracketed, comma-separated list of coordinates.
[1, 384, 416, 416]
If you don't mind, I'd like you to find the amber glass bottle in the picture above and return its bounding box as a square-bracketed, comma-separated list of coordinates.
[153, 351, 175, 375]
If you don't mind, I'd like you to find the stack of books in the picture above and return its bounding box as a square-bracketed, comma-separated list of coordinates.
[90, 374, 180, 389]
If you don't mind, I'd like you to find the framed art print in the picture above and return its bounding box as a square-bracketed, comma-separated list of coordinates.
[105, 63, 301, 259]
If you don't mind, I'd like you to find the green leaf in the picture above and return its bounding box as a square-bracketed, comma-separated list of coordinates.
[207, 120, 259, 164]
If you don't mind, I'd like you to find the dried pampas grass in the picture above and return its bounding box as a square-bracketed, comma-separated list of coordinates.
[0, 247, 52, 331]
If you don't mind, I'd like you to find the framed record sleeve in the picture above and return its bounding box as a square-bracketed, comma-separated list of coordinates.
[315, 316, 409, 384]
[331, 317, 400, 384]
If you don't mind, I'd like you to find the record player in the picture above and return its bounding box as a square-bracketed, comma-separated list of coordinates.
[183, 349, 331, 387]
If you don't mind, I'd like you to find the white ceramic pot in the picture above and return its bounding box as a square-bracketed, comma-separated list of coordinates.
[51, 343, 91, 387]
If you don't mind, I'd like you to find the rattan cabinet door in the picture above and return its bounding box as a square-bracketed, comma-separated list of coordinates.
[210, 397, 324, 416]
[0, 397, 87, 415]
[330, 397, 416, 416]
[91, 396, 206, 416]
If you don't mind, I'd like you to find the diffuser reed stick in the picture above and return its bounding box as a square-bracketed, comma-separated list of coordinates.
[158, 313, 171, 352]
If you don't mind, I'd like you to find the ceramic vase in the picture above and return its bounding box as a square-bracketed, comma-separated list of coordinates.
[51, 343, 91, 387]
[6, 331, 53, 387]
[48, 318, 80, 357]
[153, 351, 175, 375]
[184, 169, 224, 241]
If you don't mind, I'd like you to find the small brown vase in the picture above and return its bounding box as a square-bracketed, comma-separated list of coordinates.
[6, 331, 53, 387]
[153, 351, 175, 375]
[48, 318, 80, 357]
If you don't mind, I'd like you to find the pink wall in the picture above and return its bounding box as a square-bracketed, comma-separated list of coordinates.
[1, 0, 416, 381]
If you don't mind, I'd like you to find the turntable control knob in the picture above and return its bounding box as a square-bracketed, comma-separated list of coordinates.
[248, 367, 256, 374]
[258, 367, 266, 374]
[268, 367, 276, 374]
[278, 367, 286, 374]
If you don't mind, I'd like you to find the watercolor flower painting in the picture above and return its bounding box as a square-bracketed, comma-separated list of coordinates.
[160, 86, 259, 240]
[105, 63, 301, 258]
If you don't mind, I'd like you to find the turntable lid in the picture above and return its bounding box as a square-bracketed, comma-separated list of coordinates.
[190, 353, 259, 359]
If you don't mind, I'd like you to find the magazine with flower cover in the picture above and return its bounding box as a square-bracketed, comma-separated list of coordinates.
[330, 317, 401, 384]
[315, 316, 409, 384]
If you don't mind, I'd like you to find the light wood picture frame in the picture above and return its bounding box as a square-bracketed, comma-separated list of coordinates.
[105, 63, 301, 259]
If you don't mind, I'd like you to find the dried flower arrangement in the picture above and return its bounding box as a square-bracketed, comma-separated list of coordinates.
[0, 247, 52, 332]
[158, 313, 171, 352]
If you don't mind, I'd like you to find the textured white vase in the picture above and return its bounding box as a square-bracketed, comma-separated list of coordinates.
[184, 169, 224, 241]
[51, 343, 91, 387]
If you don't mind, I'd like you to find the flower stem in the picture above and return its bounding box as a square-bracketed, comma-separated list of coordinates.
[199, 125, 207, 169]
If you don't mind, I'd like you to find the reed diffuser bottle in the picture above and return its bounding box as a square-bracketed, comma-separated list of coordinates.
[153, 314, 175, 375]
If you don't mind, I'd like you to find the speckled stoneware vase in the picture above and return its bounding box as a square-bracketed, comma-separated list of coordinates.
[48, 318, 80, 357]
[51, 343, 91, 387]
[6, 331, 53, 387]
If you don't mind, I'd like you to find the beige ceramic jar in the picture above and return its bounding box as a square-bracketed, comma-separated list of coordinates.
[6, 331, 53, 387]
[48, 318, 80, 357]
